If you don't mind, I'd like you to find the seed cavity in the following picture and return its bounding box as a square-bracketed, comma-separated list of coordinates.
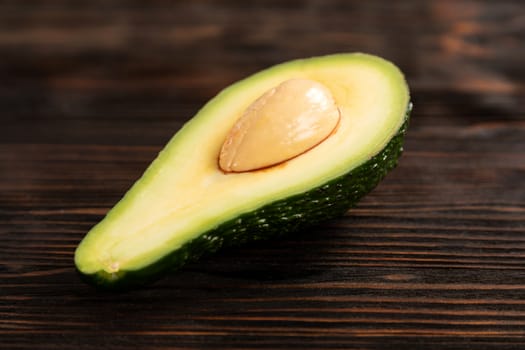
[219, 78, 340, 173]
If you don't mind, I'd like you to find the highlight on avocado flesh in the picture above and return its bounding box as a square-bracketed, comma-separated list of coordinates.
[219, 78, 341, 173]
[74, 53, 411, 289]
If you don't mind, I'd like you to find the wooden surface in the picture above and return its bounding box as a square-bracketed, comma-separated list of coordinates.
[1, 1, 524, 349]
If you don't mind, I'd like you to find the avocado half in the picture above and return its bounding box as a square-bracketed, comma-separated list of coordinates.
[75, 53, 411, 289]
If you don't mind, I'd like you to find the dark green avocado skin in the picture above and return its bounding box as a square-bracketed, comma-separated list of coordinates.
[79, 104, 412, 290]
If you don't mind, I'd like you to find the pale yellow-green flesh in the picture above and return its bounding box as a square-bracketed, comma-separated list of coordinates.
[75, 53, 410, 274]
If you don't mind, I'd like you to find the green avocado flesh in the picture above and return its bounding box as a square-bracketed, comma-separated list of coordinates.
[75, 53, 411, 289]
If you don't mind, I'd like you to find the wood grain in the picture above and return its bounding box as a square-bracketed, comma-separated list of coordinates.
[1, 0, 525, 349]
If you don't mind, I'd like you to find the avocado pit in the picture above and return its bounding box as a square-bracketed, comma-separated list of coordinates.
[219, 78, 340, 173]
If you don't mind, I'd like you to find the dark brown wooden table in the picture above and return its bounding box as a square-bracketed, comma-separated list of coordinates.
[2, 1, 524, 349]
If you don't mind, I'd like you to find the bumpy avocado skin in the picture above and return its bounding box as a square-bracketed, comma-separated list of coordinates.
[79, 104, 412, 290]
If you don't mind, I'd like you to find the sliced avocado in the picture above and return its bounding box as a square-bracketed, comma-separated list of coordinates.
[75, 53, 411, 289]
